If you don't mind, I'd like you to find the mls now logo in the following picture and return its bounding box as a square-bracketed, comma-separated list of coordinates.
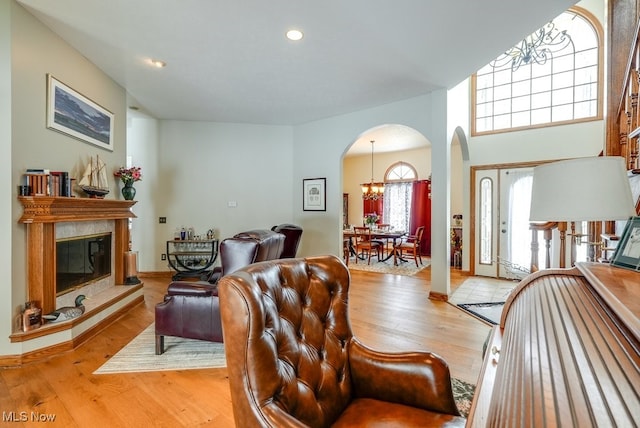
[3, 411, 56, 422]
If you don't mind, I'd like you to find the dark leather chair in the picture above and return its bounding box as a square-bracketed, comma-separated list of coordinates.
[154, 230, 284, 354]
[270, 223, 303, 258]
[218, 255, 465, 427]
[207, 229, 286, 284]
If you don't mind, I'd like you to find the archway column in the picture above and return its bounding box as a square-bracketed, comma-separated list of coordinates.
[428, 89, 451, 300]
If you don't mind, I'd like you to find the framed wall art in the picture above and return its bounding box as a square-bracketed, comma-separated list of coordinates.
[46, 74, 114, 151]
[303, 178, 326, 211]
[611, 216, 640, 271]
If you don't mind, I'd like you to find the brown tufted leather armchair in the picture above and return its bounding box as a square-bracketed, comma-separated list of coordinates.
[218, 255, 465, 427]
[154, 230, 284, 354]
[270, 223, 303, 258]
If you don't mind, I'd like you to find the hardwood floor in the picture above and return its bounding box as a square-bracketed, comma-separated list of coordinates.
[0, 266, 498, 427]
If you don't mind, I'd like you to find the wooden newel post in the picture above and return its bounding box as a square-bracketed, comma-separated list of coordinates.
[558, 221, 567, 268]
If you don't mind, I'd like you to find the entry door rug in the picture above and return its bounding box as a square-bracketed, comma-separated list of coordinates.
[348, 257, 430, 276]
[93, 323, 226, 374]
[457, 302, 505, 325]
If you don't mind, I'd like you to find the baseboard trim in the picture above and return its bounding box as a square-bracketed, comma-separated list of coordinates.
[139, 271, 173, 278]
[429, 291, 449, 302]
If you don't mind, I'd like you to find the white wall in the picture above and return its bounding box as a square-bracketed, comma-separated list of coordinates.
[133, 120, 295, 272]
[1, 0, 14, 354]
[126, 112, 160, 271]
[469, 120, 605, 165]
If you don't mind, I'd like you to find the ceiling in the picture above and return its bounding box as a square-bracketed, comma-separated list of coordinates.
[17, 0, 577, 153]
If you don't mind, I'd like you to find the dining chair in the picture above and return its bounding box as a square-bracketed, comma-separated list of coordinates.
[374, 223, 392, 257]
[393, 226, 425, 267]
[343, 237, 351, 266]
[353, 226, 382, 265]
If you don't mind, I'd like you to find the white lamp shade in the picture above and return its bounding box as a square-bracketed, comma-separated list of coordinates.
[529, 156, 636, 222]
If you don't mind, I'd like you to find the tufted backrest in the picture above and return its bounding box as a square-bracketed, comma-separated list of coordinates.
[218, 255, 353, 428]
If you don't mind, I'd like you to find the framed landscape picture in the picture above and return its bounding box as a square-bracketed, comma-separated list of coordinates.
[611, 216, 640, 271]
[46, 74, 114, 151]
[303, 178, 326, 211]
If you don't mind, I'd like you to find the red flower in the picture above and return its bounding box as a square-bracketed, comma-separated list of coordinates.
[114, 166, 142, 184]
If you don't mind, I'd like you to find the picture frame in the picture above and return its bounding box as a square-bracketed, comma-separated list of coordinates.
[46, 74, 114, 151]
[303, 178, 326, 211]
[611, 216, 640, 271]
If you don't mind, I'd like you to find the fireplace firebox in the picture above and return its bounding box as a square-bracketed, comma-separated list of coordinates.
[56, 232, 112, 295]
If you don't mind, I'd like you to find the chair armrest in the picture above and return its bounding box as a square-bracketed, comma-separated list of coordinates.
[348, 338, 460, 416]
[167, 281, 218, 297]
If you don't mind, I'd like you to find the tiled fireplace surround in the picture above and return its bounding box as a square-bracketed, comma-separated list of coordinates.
[9, 197, 144, 365]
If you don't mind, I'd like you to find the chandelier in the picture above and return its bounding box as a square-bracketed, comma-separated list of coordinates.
[361, 140, 385, 200]
[490, 20, 572, 72]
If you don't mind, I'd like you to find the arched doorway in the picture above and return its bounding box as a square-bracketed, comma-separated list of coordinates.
[341, 124, 432, 267]
[342, 124, 431, 231]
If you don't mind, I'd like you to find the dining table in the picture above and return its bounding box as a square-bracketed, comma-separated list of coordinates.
[343, 229, 407, 263]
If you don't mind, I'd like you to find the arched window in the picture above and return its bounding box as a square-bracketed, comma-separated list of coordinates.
[472, 7, 603, 135]
[383, 162, 417, 233]
[385, 162, 417, 182]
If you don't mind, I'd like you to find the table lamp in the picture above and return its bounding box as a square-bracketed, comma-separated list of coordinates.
[529, 156, 636, 264]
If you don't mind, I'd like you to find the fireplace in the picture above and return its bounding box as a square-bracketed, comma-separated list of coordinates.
[18, 196, 136, 314]
[10, 196, 143, 366]
[56, 232, 112, 296]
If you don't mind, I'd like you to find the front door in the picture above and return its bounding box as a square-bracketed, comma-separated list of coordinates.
[474, 167, 536, 279]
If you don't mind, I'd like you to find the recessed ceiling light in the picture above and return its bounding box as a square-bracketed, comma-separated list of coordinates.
[149, 59, 166, 68]
[286, 29, 304, 41]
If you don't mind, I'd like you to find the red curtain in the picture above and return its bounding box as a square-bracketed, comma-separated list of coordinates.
[410, 180, 431, 255]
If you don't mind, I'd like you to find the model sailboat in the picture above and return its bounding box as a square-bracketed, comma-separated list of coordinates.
[78, 156, 110, 198]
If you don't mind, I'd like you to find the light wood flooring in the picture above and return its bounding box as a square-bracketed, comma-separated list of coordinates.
[0, 266, 512, 427]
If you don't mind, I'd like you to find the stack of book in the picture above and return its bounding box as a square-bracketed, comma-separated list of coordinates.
[24, 169, 73, 197]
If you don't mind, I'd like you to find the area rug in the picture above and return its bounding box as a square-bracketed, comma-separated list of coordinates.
[93, 323, 226, 374]
[94, 325, 474, 417]
[452, 377, 475, 418]
[348, 257, 430, 276]
[457, 302, 505, 325]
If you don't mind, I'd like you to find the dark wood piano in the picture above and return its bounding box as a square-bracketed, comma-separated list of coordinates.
[467, 263, 640, 427]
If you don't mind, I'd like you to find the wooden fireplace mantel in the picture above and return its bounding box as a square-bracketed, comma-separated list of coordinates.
[18, 196, 137, 314]
[18, 196, 136, 223]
